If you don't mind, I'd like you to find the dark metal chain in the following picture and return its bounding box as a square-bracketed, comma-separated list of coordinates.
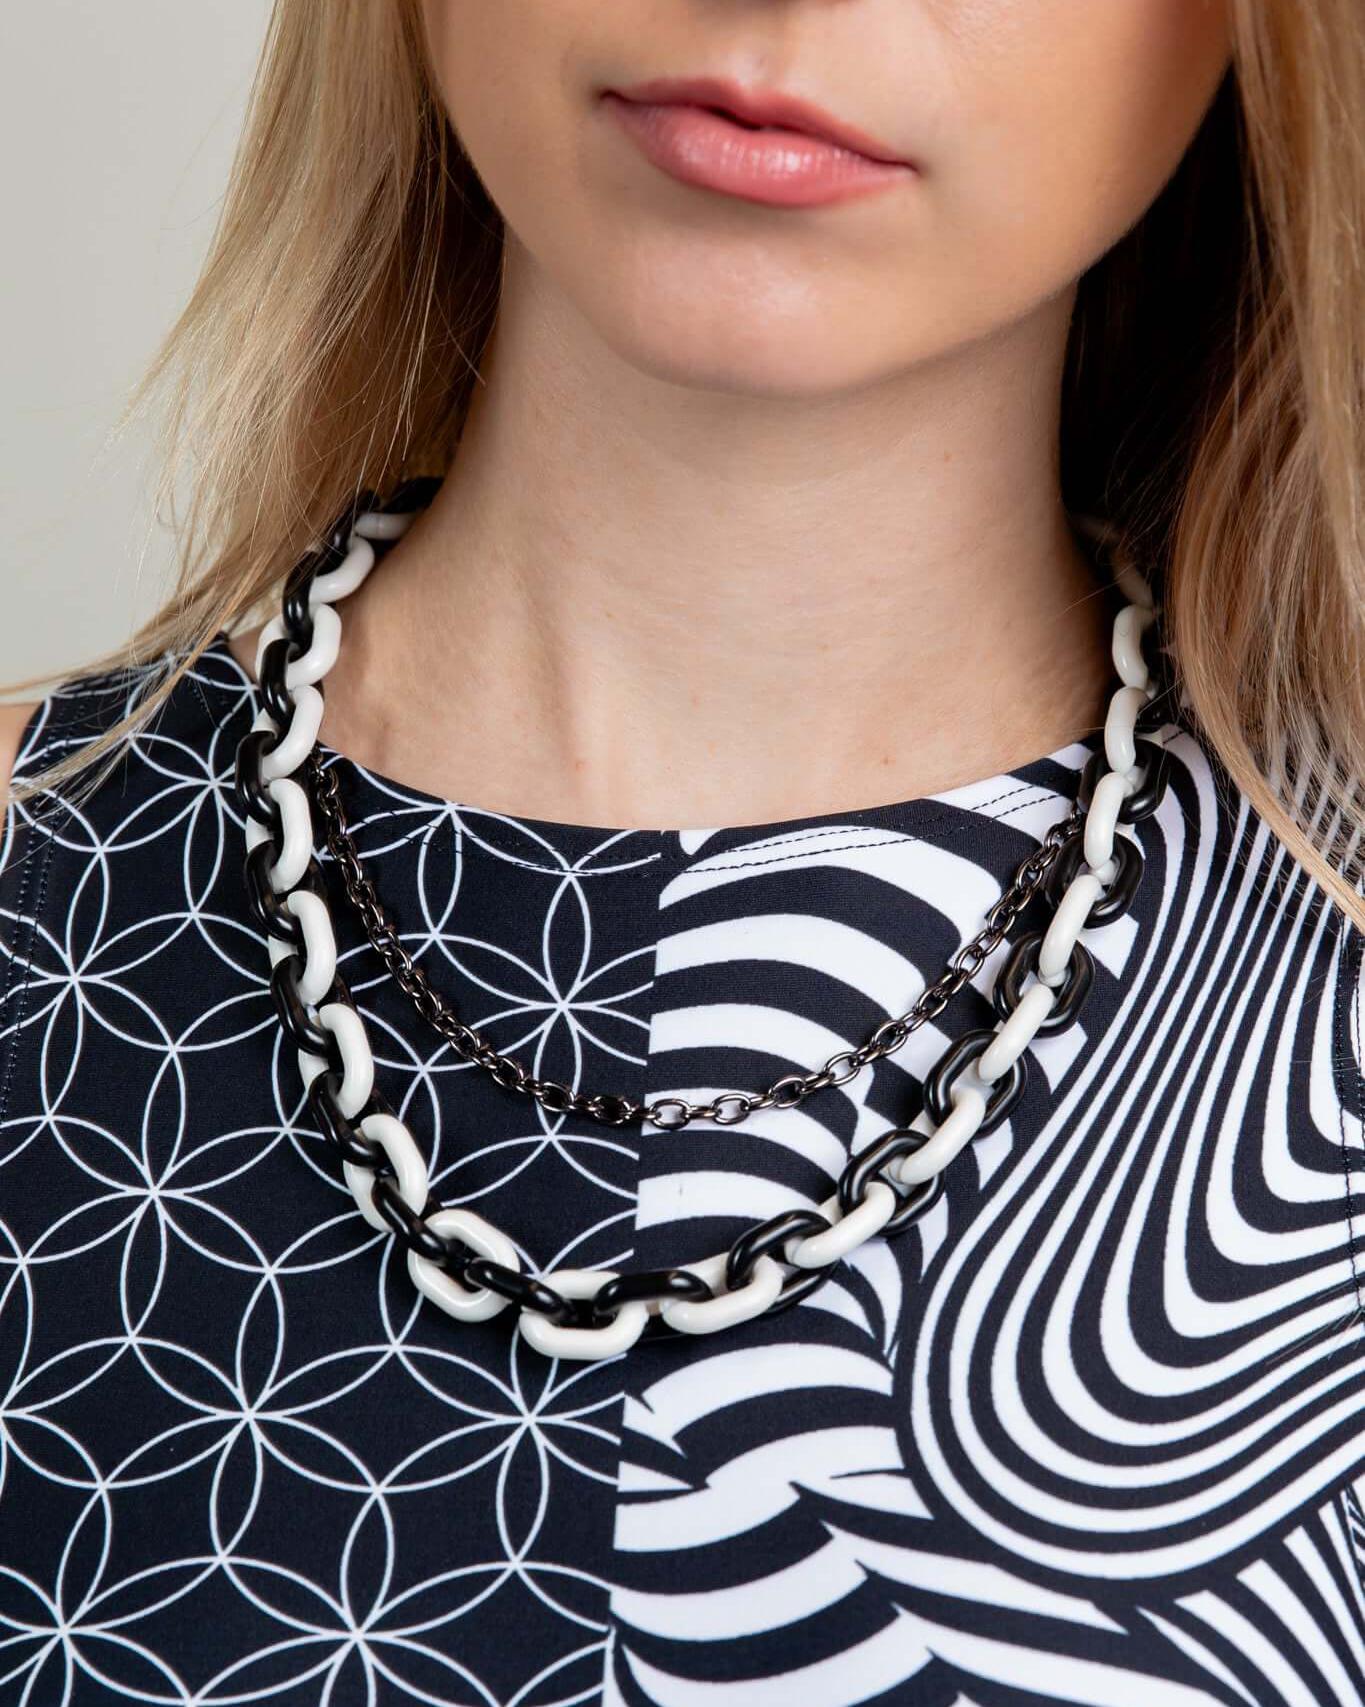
[307, 748, 1085, 1130]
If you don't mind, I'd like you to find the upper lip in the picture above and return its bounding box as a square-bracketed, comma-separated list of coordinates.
[602, 76, 914, 168]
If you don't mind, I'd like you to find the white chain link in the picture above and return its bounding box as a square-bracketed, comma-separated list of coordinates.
[410, 1207, 522, 1324]
[518, 1270, 652, 1358]
[658, 1252, 787, 1332]
[242, 504, 1164, 1359]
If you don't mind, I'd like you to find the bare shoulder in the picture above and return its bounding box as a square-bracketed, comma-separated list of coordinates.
[0, 701, 39, 798]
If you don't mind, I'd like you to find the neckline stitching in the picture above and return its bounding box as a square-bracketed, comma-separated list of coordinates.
[196, 632, 1105, 876]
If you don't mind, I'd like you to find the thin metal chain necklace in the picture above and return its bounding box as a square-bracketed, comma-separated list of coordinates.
[234, 476, 1175, 1360]
[309, 752, 1085, 1131]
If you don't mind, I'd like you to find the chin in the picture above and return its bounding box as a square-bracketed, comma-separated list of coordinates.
[586, 272, 911, 401]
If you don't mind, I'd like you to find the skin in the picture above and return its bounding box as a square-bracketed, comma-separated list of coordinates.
[211, 0, 1236, 831]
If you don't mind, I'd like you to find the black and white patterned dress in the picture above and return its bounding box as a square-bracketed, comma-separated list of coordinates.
[2, 630, 1364, 1707]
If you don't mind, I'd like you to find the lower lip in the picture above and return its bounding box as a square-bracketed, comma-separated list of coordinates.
[601, 93, 915, 208]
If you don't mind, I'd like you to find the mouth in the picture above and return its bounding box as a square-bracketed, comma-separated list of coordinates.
[599, 75, 918, 209]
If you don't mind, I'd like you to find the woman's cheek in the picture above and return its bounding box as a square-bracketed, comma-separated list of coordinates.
[920, 0, 1232, 312]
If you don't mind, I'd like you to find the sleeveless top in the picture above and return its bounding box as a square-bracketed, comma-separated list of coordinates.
[2, 628, 1364, 1707]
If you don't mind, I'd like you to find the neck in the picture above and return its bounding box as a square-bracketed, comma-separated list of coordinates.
[279, 240, 1116, 830]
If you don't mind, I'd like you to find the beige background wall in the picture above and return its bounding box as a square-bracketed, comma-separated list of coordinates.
[1, 1, 272, 689]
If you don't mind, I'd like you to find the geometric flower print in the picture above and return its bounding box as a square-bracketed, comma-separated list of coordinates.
[1, 631, 1363, 1706]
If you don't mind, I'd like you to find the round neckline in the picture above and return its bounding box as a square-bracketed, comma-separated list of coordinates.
[206, 625, 1174, 861]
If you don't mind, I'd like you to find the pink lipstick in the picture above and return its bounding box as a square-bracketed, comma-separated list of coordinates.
[601, 76, 917, 209]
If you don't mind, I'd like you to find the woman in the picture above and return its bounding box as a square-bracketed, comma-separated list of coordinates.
[2, 2, 1364, 1702]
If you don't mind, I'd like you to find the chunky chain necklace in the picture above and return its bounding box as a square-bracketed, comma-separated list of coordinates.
[234, 478, 1175, 1361]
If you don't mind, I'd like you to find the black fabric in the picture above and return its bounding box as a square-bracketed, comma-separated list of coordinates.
[0, 634, 1362, 1706]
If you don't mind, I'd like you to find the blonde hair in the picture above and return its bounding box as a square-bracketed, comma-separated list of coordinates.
[8, 0, 1365, 931]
